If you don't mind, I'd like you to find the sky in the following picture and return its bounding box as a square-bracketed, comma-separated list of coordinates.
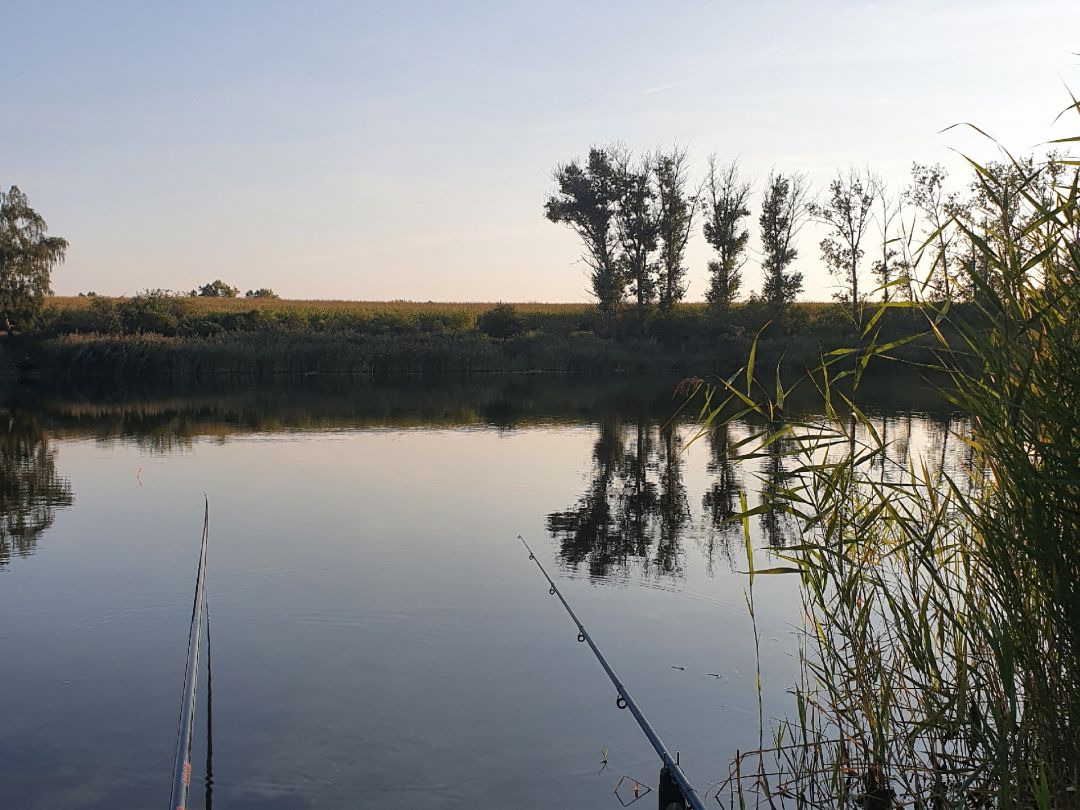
[3, 1, 1078, 301]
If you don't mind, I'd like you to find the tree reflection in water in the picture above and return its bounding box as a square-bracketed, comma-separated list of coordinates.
[546, 413, 628, 577]
[547, 414, 692, 578]
[546, 410, 940, 579]
[701, 422, 744, 575]
[654, 422, 691, 573]
[757, 420, 795, 548]
[0, 412, 74, 566]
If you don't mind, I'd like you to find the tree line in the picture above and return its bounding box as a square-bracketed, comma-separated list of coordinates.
[0, 149, 1069, 336]
[544, 146, 1070, 331]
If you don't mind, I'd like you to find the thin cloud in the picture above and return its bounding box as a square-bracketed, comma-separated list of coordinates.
[642, 82, 681, 95]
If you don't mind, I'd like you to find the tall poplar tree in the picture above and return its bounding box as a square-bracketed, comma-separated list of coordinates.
[759, 171, 809, 320]
[702, 156, 752, 313]
[613, 148, 660, 325]
[654, 147, 697, 312]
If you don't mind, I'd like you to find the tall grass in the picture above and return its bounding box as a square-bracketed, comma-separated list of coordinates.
[699, 96, 1080, 808]
[17, 295, 938, 378]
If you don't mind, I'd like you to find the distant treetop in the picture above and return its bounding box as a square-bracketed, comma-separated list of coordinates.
[193, 279, 239, 298]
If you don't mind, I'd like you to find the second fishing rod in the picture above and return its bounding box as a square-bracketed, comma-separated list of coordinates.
[517, 535, 707, 810]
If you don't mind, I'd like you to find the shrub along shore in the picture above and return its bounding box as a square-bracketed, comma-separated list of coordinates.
[0, 294, 947, 379]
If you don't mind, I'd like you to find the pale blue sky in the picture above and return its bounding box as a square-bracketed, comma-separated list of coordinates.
[4, 1, 1077, 300]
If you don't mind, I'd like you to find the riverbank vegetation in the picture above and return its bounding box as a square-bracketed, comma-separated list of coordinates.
[704, 97, 1080, 808]
[3, 294, 940, 377]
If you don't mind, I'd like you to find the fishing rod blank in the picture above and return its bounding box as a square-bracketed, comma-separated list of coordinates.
[517, 535, 707, 810]
[169, 499, 210, 810]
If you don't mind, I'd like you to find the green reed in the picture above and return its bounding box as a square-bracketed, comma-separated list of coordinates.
[699, 95, 1080, 809]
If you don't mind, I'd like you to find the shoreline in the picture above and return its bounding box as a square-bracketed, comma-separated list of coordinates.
[2, 298, 945, 380]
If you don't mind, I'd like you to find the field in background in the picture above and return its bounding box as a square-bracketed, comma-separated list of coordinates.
[47, 296, 839, 323]
[48, 297, 596, 316]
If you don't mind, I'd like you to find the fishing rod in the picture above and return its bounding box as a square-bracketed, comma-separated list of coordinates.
[204, 599, 214, 810]
[168, 499, 210, 810]
[517, 535, 707, 810]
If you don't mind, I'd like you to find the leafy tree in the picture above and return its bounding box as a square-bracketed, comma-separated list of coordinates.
[194, 279, 239, 298]
[0, 186, 68, 332]
[612, 147, 660, 324]
[244, 288, 279, 299]
[654, 146, 697, 312]
[759, 171, 810, 320]
[957, 153, 1064, 298]
[905, 163, 959, 300]
[870, 177, 903, 301]
[544, 148, 623, 322]
[808, 167, 876, 329]
[702, 156, 752, 313]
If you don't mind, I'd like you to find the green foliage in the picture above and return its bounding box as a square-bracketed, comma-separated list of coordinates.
[654, 146, 696, 312]
[759, 172, 809, 319]
[544, 148, 623, 321]
[117, 290, 193, 335]
[244, 288, 278, 299]
[476, 303, 525, 339]
[905, 162, 960, 300]
[29, 295, 943, 378]
[0, 186, 68, 332]
[613, 149, 660, 318]
[194, 279, 239, 298]
[808, 167, 876, 327]
[86, 295, 122, 333]
[702, 157, 752, 313]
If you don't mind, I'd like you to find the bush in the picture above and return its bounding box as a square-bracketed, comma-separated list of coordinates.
[86, 296, 122, 333]
[477, 304, 525, 339]
[118, 290, 193, 336]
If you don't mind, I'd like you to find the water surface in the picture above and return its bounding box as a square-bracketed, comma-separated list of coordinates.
[0, 375, 964, 809]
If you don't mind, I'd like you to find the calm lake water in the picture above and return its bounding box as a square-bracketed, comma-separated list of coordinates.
[0, 375, 966, 809]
